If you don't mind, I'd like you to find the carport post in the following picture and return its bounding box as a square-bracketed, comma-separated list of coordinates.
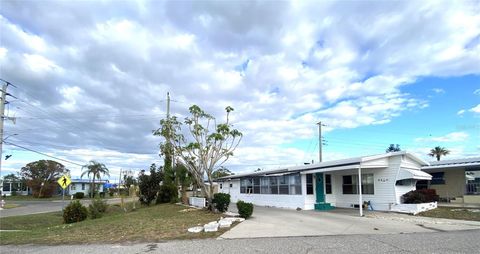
[358, 166, 363, 217]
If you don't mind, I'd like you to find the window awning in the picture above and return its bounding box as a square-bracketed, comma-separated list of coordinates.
[397, 168, 432, 180]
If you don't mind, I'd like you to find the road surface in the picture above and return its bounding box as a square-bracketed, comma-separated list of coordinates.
[2, 229, 479, 253]
[0, 198, 135, 217]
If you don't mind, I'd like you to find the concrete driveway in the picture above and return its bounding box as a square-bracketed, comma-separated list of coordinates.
[220, 205, 480, 239]
[0, 198, 135, 218]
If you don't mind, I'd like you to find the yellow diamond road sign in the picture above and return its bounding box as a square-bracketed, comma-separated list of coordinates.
[57, 175, 71, 189]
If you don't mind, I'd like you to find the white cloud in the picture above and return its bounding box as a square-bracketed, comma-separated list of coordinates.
[0, 1, 479, 175]
[474, 89, 480, 95]
[432, 88, 445, 94]
[457, 109, 466, 115]
[469, 104, 480, 114]
[415, 132, 469, 143]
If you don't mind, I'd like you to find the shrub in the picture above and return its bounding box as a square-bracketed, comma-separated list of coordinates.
[63, 200, 88, 224]
[73, 192, 85, 199]
[213, 193, 230, 212]
[138, 164, 163, 205]
[88, 198, 108, 219]
[108, 188, 115, 197]
[99, 192, 105, 198]
[156, 184, 178, 204]
[402, 189, 439, 204]
[237, 200, 254, 219]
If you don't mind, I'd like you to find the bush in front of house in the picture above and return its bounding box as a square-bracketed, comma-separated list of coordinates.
[156, 184, 178, 204]
[88, 198, 108, 219]
[63, 200, 88, 224]
[237, 200, 254, 219]
[73, 192, 85, 199]
[402, 189, 439, 204]
[213, 193, 230, 212]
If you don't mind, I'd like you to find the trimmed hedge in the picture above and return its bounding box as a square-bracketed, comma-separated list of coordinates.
[237, 200, 254, 219]
[73, 192, 85, 199]
[213, 193, 230, 212]
[402, 189, 439, 204]
[63, 200, 88, 224]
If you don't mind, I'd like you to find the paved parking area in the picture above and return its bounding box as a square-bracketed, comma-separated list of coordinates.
[220, 206, 480, 239]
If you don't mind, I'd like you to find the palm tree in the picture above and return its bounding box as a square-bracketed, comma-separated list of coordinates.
[81, 161, 109, 198]
[428, 146, 450, 161]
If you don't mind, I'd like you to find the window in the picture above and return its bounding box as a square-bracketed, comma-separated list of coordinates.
[289, 173, 301, 195]
[2, 182, 10, 191]
[240, 173, 302, 195]
[306, 174, 313, 195]
[220, 184, 223, 189]
[361, 174, 374, 194]
[71, 184, 76, 190]
[269, 176, 278, 194]
[82, 183, 85, 190]
[253, 177, 260, 194]
[430, 172, 445, 185]
[343, 175, 357, 194]
[229, 183, 233, 188]
[342, 174, 374, 194]
[396, 179, 414, 186]
[325, 174, 332, 194]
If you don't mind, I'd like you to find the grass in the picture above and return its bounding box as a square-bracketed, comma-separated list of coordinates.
[418, 207, 480, 221]
[0, 203, 230, 245]
[2, 203, 20, 209]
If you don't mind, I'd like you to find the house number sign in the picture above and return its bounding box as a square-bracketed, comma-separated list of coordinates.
[377, 178, 389, 182]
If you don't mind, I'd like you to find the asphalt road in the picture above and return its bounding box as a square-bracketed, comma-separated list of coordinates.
[2, 229, 479, 254]
[0, 198, 135, 217]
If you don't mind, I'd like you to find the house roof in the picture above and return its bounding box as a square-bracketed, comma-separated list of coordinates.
[71, 179, 109, 183]
[217, 151, 428, 180]
[422, 157, 480, 170]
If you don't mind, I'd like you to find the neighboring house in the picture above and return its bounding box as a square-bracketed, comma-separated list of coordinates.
[420, 157, 480, 204]
[217, 151, 432, 214]
[67, 179, 108, 195]
[1, 180, 30, 196]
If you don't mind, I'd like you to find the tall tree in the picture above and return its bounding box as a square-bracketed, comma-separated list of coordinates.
[20, 160, 67, 198]
[154, 105, 242, 210]
[429, 146, 450, 161]
[385, 144, 401, 153]
[212, 166, 234, 179]
[81, 161, 109, 198]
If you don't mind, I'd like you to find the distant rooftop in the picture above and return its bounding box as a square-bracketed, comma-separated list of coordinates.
[423, 157, 480, 169]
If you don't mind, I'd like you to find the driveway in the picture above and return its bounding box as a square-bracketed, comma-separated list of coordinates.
[220, 205, 480, 239]
[0, 198, 136, 218]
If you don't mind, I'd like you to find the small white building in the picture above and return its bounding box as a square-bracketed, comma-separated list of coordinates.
[68, 179, 108, 195]
[217, 152, 432, 214]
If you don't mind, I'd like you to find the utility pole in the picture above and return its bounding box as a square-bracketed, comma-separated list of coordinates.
[0, 83, 7, 177]
[317, 121, 325, 163]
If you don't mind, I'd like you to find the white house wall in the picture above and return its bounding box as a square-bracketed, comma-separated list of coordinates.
[218, 174, 315, 210]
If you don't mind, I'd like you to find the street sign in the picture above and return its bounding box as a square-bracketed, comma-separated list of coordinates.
[57, 175, 71, 189]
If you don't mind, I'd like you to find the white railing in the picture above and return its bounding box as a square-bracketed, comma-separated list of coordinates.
[189, 197, 206, 208]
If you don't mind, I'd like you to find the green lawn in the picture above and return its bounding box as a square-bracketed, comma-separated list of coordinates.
[418, 207, 480, 221]
[0, 203, 229, 244]
[2, 195, 64, 201]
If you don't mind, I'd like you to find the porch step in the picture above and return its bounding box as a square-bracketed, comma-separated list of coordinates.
[314, 202, 334, 211]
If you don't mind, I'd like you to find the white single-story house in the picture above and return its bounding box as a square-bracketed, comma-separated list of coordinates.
[217, 151, 432, 215]
[68, 179, 108, 195]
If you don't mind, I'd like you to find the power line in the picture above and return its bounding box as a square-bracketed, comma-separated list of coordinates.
[3, 141, 84, 167]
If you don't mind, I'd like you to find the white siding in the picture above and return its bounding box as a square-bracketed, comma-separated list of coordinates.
[218, 174, 315, 210]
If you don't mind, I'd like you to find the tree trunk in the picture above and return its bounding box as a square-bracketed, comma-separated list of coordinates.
[91, 178, 96, 198]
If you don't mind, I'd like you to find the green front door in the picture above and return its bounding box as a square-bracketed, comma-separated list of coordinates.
[315, 173, 325, 203]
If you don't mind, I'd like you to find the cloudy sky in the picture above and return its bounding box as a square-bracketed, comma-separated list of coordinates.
[0, 0, 479, 180]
